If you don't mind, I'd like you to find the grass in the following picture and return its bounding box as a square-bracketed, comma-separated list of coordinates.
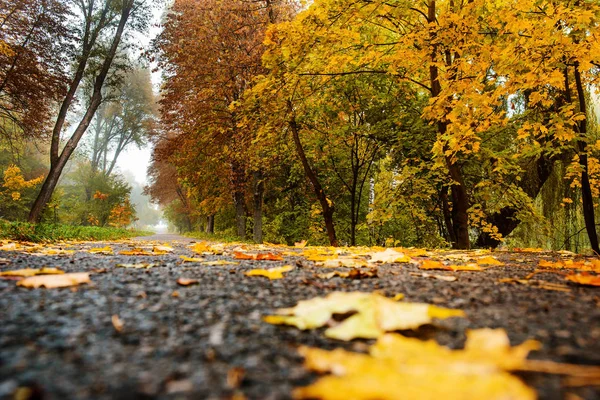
[0, 220, 153, 242]
[184, 230, 253, 244]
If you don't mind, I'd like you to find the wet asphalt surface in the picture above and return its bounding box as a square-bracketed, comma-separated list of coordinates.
[0, 235, 599, 399]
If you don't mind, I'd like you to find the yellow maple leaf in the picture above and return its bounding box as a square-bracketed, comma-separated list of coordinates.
[264, 292, 464, 340]
[244, 265, 294, 280]
[477, 256, 504, 266]
[294, 329, 539, 400]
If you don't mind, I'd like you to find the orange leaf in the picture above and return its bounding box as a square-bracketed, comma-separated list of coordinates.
[234, 251, 283, 261]
[177, 277, 200, 286]
[565, 273, 600, 287]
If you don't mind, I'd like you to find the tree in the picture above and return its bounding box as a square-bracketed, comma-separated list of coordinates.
[152, 0, 294, 240]
[88, 66, 157, 177]
[28, 0, 153, 223]
[0, 0, 71, 143]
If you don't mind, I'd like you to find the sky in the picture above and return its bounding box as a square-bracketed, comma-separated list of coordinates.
[114, 3, 166, 186]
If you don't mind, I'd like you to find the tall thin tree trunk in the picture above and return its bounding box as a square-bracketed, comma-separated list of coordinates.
[253, 171, 264, 243]
[288, 101, 338, 246]
[573, 63, 600, 254]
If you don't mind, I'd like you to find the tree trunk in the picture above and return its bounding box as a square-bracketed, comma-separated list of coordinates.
[253, 171, 264, 244]
[205, 214, 215, 234]
[427, 0, 470, 249]
[234, 191, 246, 239]
[288, 101, 338, 246]
[573, 63, 600, 254]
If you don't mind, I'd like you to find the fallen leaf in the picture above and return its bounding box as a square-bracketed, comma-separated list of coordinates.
[112, 314, 124, 332]
[264, 292, 464, 340]
[0, 267, 64, 277]
[294, 329, 539, 400]
[317, 269, 377, 279]
[565, 273, 600, 287]
[477, 256, 504, 266]
[245, 265, 293, 280]
[410, 272, 457, 282]
[420, 260, 482, 272]
[88, 246, 113, 255]
[180, 255, 205, 262]
[316, 256, 368, 268]
[177, 277, 200, 286]
[227, 367, 246, 389]
[119, 248, 154, 256]
[369, 248, 410, 264]
[17, 272, 90, 288]
[190, 241, 223, 255]
[153, 244, 174, 254]
[116, 263, 156, 269]
[498, 278, 571, 292]
[295, 240, 308, 248]
[202, 260, 239, 266]
[234, 251, 284, 261]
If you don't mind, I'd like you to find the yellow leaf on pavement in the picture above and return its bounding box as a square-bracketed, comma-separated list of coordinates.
[369, 248, 410, 264]
[565, 272, 600, 287]
[477, 256, 504, 266]
[119, 248, 154, 256]
[0, 267, 64, 277]
[180, 255, 205, 262]
[17, 272, 90, 289]
[245, 265, 294, 280]
[153, 244, 174, 254]
[294, 329, 538, 400]
[264, 292, 464, 340]
[116, 263, 156, 269]
[88, 246, 113, 255]
[202, 260, 239, 266]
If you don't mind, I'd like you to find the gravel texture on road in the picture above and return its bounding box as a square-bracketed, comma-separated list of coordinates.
[0, 235, 599, 399]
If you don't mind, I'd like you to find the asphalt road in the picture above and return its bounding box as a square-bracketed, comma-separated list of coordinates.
[0, 238, 599, 399]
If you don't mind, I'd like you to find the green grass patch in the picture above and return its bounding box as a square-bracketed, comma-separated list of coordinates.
[184, 230, 253, 244]
[0, 220, 153, 242]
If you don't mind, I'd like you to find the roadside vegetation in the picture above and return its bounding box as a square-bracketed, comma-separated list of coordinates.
[0, 220, 151, 242]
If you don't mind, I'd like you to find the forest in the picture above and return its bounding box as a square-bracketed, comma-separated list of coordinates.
[1, 0, 600, 253]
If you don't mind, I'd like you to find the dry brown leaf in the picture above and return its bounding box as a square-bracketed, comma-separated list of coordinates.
[17, 272, 90, 288]
[318, 268, 378, 280]
[112, 314, 124, 332]
[227, 367, 246, 389]
[498, 278, 571, 292]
